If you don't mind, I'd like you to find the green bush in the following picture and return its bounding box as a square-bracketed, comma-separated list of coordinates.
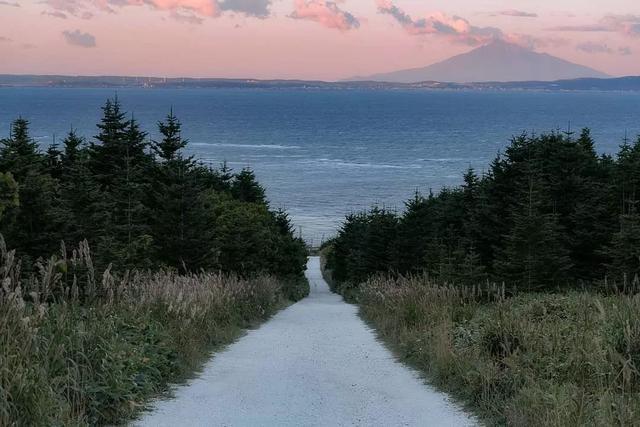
[0, 240, 290, 426]
[350, 273, 640, 426]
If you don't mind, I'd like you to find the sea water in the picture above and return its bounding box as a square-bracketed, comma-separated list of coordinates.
[1, 87, 639, 243]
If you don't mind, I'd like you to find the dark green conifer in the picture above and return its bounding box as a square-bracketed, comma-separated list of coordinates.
[0, 119, 57, 261]
[604, 202, 640, 287]
[494, 175, 572, 290]
[231, 168, 266, 204]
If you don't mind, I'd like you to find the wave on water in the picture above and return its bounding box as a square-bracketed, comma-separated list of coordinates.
[305, 158, 423, 170]
[243, 154, 306, 159]
[416, 158, 469, 162]
[190, 142, 301, 150]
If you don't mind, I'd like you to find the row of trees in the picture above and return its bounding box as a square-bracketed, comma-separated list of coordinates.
[329, 129, 640, 291]
[0, 98, 307, 283]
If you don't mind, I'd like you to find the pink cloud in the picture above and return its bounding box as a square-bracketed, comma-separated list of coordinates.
[44, 0, 278, 21]
[290, 0, 360, 31]
[498, 10, 537, 18]
[170, 9, 205, 24]
[550, 15, 640, 38]
[549, 24, 611, 32]
[376, 0, 502, 45]
[576, 41, 632, 56]
[374, 0, 564, 50]
[42, 10, 69, 19]
[44, 0, 84, 14]
[136, 0, 219, 17]
[601, 15, 640, 37]
[45, 0, 221, 19]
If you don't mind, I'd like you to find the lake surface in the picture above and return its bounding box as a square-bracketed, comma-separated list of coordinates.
[1, 87, 639, 244]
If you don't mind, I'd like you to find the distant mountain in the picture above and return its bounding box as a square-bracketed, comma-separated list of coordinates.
[352, 40, 609, 83]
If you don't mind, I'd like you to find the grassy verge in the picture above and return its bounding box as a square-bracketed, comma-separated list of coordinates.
[321, 256, 640, 425]
[0, 241, 305, 426]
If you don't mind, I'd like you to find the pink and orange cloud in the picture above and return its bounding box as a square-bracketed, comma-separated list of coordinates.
[1, 0, 639, 79]
[375, 0, 571, 50]
[376, 0, 506, 45]
[290, 0, 359, 31]
[133, 0, 220, 17]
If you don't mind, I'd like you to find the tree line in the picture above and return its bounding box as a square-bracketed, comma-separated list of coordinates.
[328, 129, 640, 291]
[0, 97, 307, 291]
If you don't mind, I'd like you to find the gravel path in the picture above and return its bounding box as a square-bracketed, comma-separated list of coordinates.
[135, 256, 476, 426]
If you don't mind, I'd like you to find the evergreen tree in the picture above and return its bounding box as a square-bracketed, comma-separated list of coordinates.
[61, 129, 83, 167]
[112, 115, 153, 268]
[604, 203, 640, 287]
[494, 175, 572, 290]
[364, 207, 398, 275]
[89, 97, 130, 187]
[396, 192, 430, 273]
[45, 139, 63, 180]
[0, 119, 57, 261]
[0, 118, 41, 176]
[0, 99, 308, 281]
[218, 161, 234, 191]
[150, 111, 205, 271]
[0, 172, 18, 220]
[57, 131, 99, 245]
[89, 99, 154, 268]
[152, 109, 187, 161]
[231, 168, 266, 204]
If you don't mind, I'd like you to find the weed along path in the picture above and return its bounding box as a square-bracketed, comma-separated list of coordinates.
[135, 257, 475, 427]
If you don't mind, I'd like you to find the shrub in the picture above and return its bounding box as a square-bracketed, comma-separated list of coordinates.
[0, 238, 289, 425]
[351, 273, 640, 426]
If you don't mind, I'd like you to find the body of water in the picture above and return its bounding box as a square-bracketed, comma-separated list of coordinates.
[1, 87, 639, 244]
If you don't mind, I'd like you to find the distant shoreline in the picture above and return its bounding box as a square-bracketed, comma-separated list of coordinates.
[1, 74, 640, 92]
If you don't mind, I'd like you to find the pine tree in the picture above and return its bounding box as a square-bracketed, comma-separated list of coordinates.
[604, 203, 640, 287]
[364, 207, 398, 275]
[113, 115, 153, 267]
[0, 172, 18, 220]
[88, 99, 154, 268]
[0, 118, 41, 177]
[218, 161, 234, 191]
[454, 248, 486, 286]
[396, 191, 430, 273]
[495, 175, 572, 290]
[90, 97, 130, 188]
[152, 109, 187, 162]
[61, 129, 83, 167]
[45, 139, 63, 180]
[231, 168, 266, 204]
[57, 131, 99, 245]
[0, 119, 57, 261]
[150, 111, 205, 271]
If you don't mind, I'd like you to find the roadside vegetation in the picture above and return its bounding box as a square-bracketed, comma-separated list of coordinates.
[325, 129, 640, 425]
[0, 98, 308, 424]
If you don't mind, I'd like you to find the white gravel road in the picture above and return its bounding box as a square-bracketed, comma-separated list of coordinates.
[135, 256, 476, 427]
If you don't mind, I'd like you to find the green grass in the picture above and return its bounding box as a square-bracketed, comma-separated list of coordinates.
[0, 240, 302, 426]
[323, 257, 640, 425]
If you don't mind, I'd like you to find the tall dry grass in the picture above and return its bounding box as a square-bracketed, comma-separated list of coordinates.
[0, 237, 288, 425]
[356, 274, 640, 426]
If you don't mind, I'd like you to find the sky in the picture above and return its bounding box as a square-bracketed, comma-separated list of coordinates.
[0, 0, 639, 80]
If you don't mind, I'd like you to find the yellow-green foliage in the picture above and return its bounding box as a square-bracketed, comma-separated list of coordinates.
[0, 239, 288, 426]
[357, 275, 640, 426]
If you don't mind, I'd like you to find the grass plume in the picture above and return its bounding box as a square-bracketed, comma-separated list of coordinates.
[0, 236, 291, 425]
[339, 270, 640, 425]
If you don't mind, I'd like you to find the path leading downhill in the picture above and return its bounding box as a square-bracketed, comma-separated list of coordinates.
[135, 257, 476, 427]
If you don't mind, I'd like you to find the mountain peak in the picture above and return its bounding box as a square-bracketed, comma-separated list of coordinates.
[353, 42, 608, 83]
[480, 39, 530, 51]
